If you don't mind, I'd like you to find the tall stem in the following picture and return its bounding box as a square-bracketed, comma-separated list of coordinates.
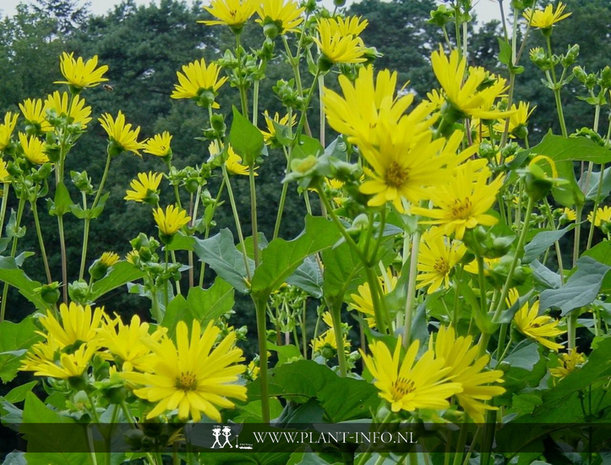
[0, 197, 26, 321]
[222, 166, 251, 280]
[329, 301, 348, 376]
[403, 231, 420, 346]
[492, 197, 534, 322]
[57, 215, 68, 303]
[79, 193, 89, 280]
[31, 199, 52, 284]
[253, 294, 270, 422]
[545, 36, 568, 137]
[0, 183, 10, 235]
[249, 169, 259, 268]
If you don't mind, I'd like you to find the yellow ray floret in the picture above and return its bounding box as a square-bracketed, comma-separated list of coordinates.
[153, 204, 191, 236]
[55, 52, 109, 89]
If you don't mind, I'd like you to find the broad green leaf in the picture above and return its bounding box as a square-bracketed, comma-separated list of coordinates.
[540, 256, 611, 315]
[89, 262, 145, 302]
[251, 216, 341, 298]
[0, 257, 45, 311]
[0, 316, 41, 382]
[286, 256, 323, 298]
[530, 260, 561, 289]
[268, 343, 303, 365]
[523, 225, 573, 263]
[193, 229, 253, 294]
[166, 231, 195, 251]
[2, 452, 26, 465]
[275, 398, 325, 424]
[162, 277, 234, 335]
[502, 343, 546, 392]
[321, 242, 366, 304]
[582, 240, 611, 266]
[233, 399, 284, 423]
[529, 132, 611, 164]
[552, 159, 585, 207]
[579, 165, 611, 200]
[48, 182, 73, 217]
[3, 380, 37, 403]
[229, 106, 264, 166]
[249, 360, 378, 422]
[291, 135, 323, 161]
[6, 210, 25, 239]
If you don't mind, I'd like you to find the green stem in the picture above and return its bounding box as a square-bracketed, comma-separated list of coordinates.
[253, 294, 270, 422]
[222, 166, 252, 281]
[79, 194, 90, 280]
[318, 74, 326, 147]
[249, 168, 259, 268]
[164, 248, 170, 308]
[57, 215, 68, 303]
[235, 33, 249, 118]
[403, 231, 421, 346]
[0, 197, 26, 321]
[543, 198, 565, 282]
[31, 199, 52, 284]
[545, 35, 568, 137]
[329, 301, 348, 376]
[477, 255, 488, 319]
[170, 250, 181, 295]
[573, 204, 583, 268]
[586, 163, 605, 250]
[492, 197, 534, 322]
[199, 178, 225, 287]
[0, 183, 10, 235]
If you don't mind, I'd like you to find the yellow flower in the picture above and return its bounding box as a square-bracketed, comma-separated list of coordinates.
[143, 131, 173, 157]
[587, 206, 611, 228]
[0, 160, 10, 183]
[22, 344, 97, 379]
[313, 18, 367, 66]
[153, 204, 191, 236]
[18, 133, 49, 164]
[98, 314, 166, 372]
[417, 228, 466, 294]
[55, 52, 109, 90]
[358, 116, 452, 212]
[523, 2, 571, 29]
[125, 250, 139, 264]
[361, 337, 462, 413]
[256, 0, 304, 35]
[311, 313, 350, 355]
[99, 252, 120, 267]
[171, 58, 227, 107]
[562, 207, 576, 222]
[550, 351, 586, 379]
[225, 145, 256, 176]
[19, 98, 53, 133]
[323, 65, 426, 147]
[44, 91, 92, 129]
[494, 102, 535, 137]
[99, 111, 145, 156]
[331, 15, 368, 36]
[425, 89, 446, 110]
[464, 256, 501, 276]
[431, 326, 505, 423]
[38, 302, 105, 348]
[0, 112, 19, 151]
[349, 270, 397, 328]
[125, 172, 163, 203]
[20, 339, 61, 372]
[411, 161, 504, 239]
[199, 0, 258, 30]
[261, 111, 296, 145]
[512, 293, 565, 351]
[121, 320, 247, 422]
[431, 47, 512, 120]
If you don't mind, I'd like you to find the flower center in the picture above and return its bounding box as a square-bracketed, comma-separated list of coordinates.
[433, 257, 450, 275]
[385, 161, 408, 189]
[176, 371, 198, 391]
[390, 376, 415, 400]
[451, 197, 473, 219]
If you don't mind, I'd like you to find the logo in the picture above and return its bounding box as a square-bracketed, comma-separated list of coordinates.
[211, 426, 233, 449]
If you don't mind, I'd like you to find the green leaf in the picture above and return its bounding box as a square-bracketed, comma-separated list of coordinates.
[321, 242, 366, 304]
[530, 260, 562, 289]
[3, 380, 37, 403]
[233, 398, 284, 423]
[193, 229, 252, 294]
[286, 256, 323, 298]
[268, 342, 303, 365]
[251, 216, 341, 298]
[552, 159, 585, 207]
[582, 240, 611, 266]
[89, 262, 145, 302]
[162, 277, 234, 336]
[291, 135, 323, 161]
[6, 210, 25, 239]
[166, 231, 195, 252]
[48, 182, 73, 217]
[497, 38, 512, 66]
[0, 316, 41, 383]
[540, 256, 611, 315]
[579, 165, 611, 201]
[0, 257, 47, 311]
[89, 192, 109, 219]
[503, 342, 546, 392]
[229, 106, 264, 166]
[523, 225, 573, 263]
[249, 360, 378, 422]
[529, 132, 611, 164]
